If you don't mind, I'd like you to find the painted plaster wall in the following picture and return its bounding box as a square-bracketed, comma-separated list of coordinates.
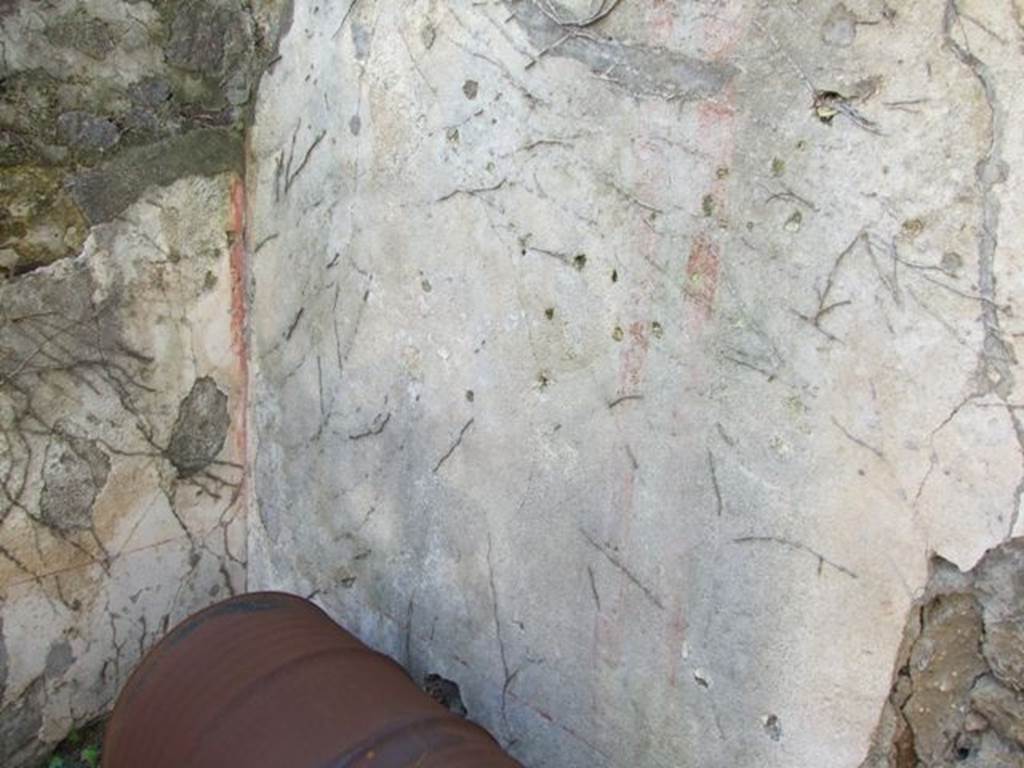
[246, 1, 1024, 766]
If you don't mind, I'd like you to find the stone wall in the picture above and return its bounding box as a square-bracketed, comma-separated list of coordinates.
[246, 1, 1023, 767]
[0, 0, 280, 763]
[2, 0, 1024, 766]
[0, 177, 247, 765]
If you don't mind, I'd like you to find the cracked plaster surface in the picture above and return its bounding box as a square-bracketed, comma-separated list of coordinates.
[246, 1, 1024, 766]
[0, 173, 247, 766]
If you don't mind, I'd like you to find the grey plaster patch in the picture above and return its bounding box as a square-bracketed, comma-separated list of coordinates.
[68, 128, 242, 224]
[166, 377, 230, 477]
[508, 0, 735, 101]
[38, 435, 111, 532]
[351, 21, 373, 61]
[821, 3, 857, 47]
[44, 639, 74, 679]
[0, 678, 43, 766]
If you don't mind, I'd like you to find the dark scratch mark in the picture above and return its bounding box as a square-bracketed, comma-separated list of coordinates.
[285, 308, 304, 341]
[1005, 406, 1024, 538]
[913, 453, 937, 510]
[795, 233, 863, 342]
[349, 412, 390, 440]
[883, 98, 929, 113]
[707, 450, 723, 516]
[404, 595, 415, 668]
[830, 416, 885, 460]
[524, 245, 572, 267]
[716, 422, 736, 447]
[721, 354, 777, 382]
[316, 355, 325, 419]
[579, 527, 664, 609]
[764, 187, 819, 212]
[931, 393, 977, 437]
[333, 282, 369, 377]
[437, 178, 507, 203]
[253, 233, 279, 253]
[624, 444, 639, 470]
[608, 393, 643, 409]
[487, 535, 513, 735]
[285, 131, 326, 194]
[433, 418, 474, 473]
[587, 565, 600, 610]
[332, 0, 361, 39]
[734, 535, 858, 579]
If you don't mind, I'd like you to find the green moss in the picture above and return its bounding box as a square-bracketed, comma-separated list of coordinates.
[44, 719, 105, 768]
[0, 69, 62, 135]
[0, 165, 88, 275]
[0, 130, 37, 167]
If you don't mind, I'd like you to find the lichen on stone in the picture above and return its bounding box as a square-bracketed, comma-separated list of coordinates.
[0, 165, 88, 278]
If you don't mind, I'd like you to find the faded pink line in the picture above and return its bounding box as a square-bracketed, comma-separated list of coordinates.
[228, 176, 250, 562]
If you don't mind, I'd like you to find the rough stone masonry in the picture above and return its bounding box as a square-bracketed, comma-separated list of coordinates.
[0, 0, 281, 763]
[4, 0, 1024, 767]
